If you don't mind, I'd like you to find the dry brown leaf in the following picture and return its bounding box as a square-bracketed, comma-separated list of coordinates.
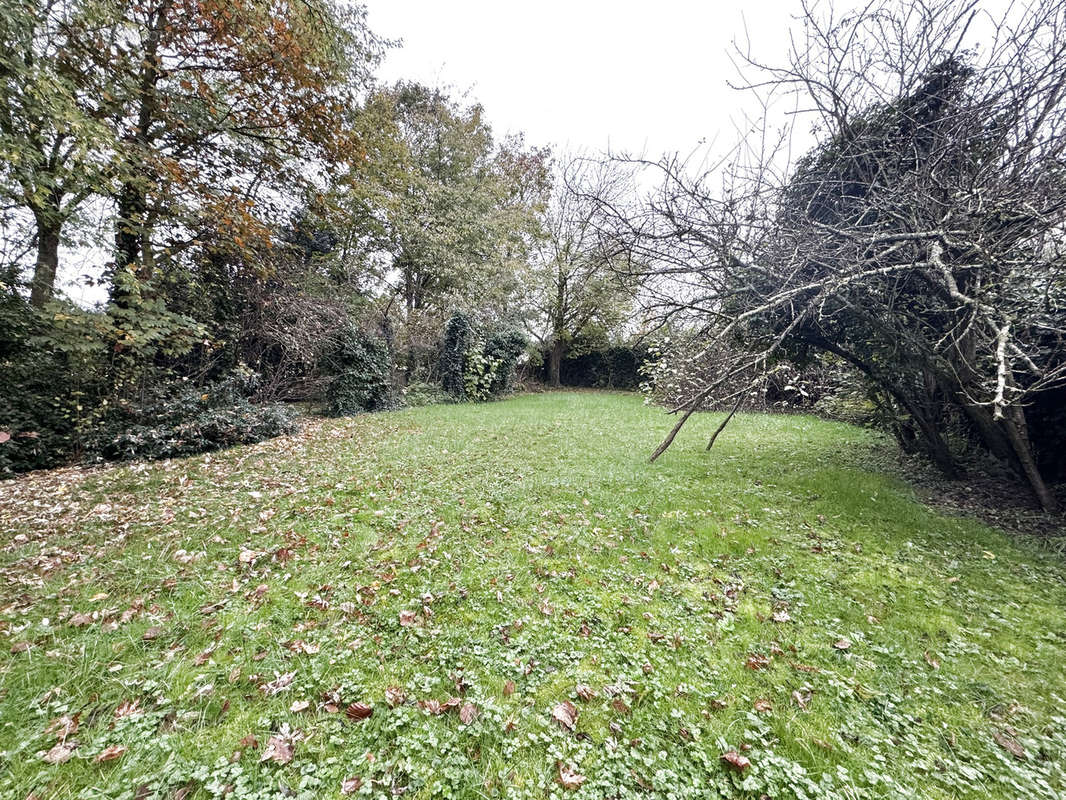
[345, 702, 373, 721]
[745, 653, 771, 670]
[341, 776, 362, 795]
[720, 749, 751, 771]
[260, 735, 294, 764]
[552, 700, 577, 730]
[94, 745, 127, 763]
[792, 689, 812, 709]
[575, 684, 597, 701]
[114, 699, 142, 719]
[833, 638, 852, 650]
[459, 702, 478, 725]
[993, 729, 1027, 760]
[557, 762, 586, 790]
[260, 671, 296, 695]
[42, 741, 76, 764]
[45, 713, 79, 740]
[385, 686, 406, 707]
[502, 680, 516, 697]
[753, 698, 772, 713]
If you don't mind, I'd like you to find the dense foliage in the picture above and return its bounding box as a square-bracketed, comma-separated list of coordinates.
[0, 2, 560, 474]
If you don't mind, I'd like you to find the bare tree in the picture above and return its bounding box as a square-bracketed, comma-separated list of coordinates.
[527, 155, 634, 386]
[596, 0, 1066, 511]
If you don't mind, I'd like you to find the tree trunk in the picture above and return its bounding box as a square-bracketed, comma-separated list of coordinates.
[29, 219, 60, 307]
[1001, 406, 1058, 512]
[549, 339, 564, 387]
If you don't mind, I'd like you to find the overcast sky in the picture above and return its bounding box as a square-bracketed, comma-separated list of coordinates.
[363, 0, 808, 159]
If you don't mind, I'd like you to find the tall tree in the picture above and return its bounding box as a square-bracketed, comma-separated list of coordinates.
[528, 156, 632, 386]
[324, 82, 548, 377]
[0, 0, 117, 306]
[99, 0, 382, 298]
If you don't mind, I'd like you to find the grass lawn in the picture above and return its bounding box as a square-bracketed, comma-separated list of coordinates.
[1, 391, 1064, 800]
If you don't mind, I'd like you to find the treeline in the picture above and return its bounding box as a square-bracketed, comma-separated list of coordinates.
[0, 0, 638, 475]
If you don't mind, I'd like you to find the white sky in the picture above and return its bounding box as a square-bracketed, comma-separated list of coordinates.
[363, 0, 809, 159]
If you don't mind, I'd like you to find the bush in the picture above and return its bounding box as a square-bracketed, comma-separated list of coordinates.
[484, 328, 527, 395]
[0, 296, 110, 476]
[539, 342, 649, 390]
[323, 324, 392, 415]
[439, 313, 526, 402]
[440, 312, 475, 399]
[402, 381, 448, 408]
[92, 368, 296, 461]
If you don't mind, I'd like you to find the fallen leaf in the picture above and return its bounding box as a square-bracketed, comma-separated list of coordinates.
[260, 671, 296, 695]
[459, 702, 478, 724]
[753, 698, 772, 713]
[833, 638, 852, 651]
[557, 762, 586, 790]
[341, 776, 362, 795]
[289, 699, 310, 713]
[419, 699, 442, 715]
[721, 749, 751, 771]
[503, 680, 515, 697]
[260, 735, 293, 764]
[345, 702, 373, 721]
[792, 689, 812, 709]
[552, 700, 577, 730]
[385, 686, 406, 707]
[45, 713, 79, 739]
[69, 612, 93, 627]
[114, 699, 142, 719]
[923, 651, 940, 670]
[399, 610, 417, 626]
[993, 729, 1027, 760]
[575, 684, 597, 701]
[42, 741, 77, 764]
[94, 745, 127, 763]
[142, 626, 163, 641]
[745, 653, 771, 670]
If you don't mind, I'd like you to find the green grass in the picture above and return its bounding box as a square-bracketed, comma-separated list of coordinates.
[1, 391, 1064, 800]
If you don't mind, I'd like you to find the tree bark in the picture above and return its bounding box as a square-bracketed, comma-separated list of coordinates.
[1001, 406, 1058, 512]
[29, 219, 60, 307]
[548, 339, 564, 387]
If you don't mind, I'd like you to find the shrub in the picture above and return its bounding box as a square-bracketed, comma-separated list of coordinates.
[402, 381, 447, 408]
[539, 341, 649, 390]
[0, 296, 110, 476]
[484, 327, 527, 395]
[440, 312, 526, 402]
[440, 312, 475, 399]
[92, 368, 296, 462]
[323, 324, 392, 415]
